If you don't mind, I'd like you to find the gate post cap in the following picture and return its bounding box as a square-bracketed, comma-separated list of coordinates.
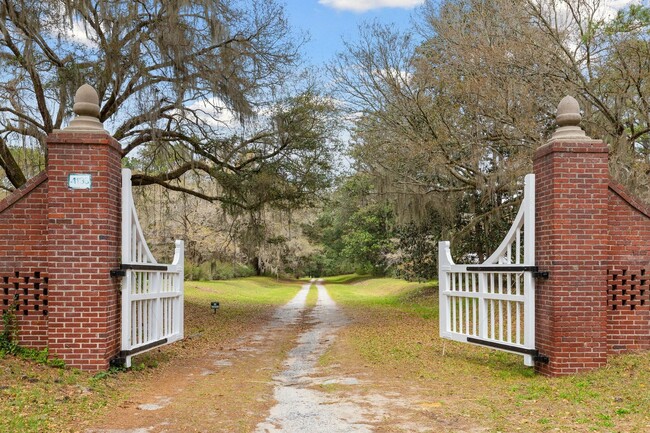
[550, 95, 589, 141]
[64, 84, 107, 132]
[73, 84, 100, 118]
[556, 96, 581, 127]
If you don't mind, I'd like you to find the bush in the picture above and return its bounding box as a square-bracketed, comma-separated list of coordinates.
[1, 309, 19, 356]
[184, 260, 209, 281]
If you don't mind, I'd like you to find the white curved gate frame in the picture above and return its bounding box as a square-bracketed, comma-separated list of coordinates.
[119, 168, 184, 367]
[438, 174, 540, 366]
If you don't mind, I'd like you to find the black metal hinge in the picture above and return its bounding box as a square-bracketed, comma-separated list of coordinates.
[465, 265, 549, 280]
[110, 269, 126, 278]
[111, 263, 170, 278]
[466, 265, 538, 272]
[534, 353, 550, 364]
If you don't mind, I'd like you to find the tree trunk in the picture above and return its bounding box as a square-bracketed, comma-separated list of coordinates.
[252, 257, 262, 276]
[0, 139, 27, 189]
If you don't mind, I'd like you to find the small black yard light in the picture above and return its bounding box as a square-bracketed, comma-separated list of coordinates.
[211, 301, 220, 313]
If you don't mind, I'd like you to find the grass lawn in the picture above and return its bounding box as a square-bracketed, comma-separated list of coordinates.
[323, 276, 650, 433]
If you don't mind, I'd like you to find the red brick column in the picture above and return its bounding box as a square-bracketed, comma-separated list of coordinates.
[45, 85, 122, 371]
[533, 96, 609, 375]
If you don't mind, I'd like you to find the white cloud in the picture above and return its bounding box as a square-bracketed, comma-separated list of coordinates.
[60, 20, 97, 48]
[319, 0, 424, 13]
[188, 97, 238, 129]
[598, 0, 638, 20]
[375, 67, 412, 84]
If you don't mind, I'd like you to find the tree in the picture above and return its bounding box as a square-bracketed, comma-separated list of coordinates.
[417, 0, 650, 196]
[329, 17, 533, 263]
[521, 1, 650, 190]
[0, 0, 337, 211]
[330, 0, 650, 273]
[304, 174, 395, 276]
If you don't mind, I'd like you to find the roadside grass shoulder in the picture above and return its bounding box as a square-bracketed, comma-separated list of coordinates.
[185, 276, 302, 305]
[0, 357, 122, 433]
[322, 276, 650, 433]
[326, 276, 438, 318]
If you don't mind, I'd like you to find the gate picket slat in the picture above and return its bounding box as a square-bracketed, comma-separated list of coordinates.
[451, 295, 456, 333]
[489, 299, 494, 339]
[516, 229, 521, 264]
[131, 301, 137, 345]
[472, 298, 477, 336]
[464, 277, 469, 335]
[516, 301, 521, 344]
[507, 300, 512, 343]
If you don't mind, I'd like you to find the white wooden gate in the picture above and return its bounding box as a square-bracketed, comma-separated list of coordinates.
[438, 174, 541, 366]
[118, 168, 184, 367]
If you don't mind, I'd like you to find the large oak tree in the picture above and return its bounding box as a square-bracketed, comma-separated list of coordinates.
[0, 0, 338, 211]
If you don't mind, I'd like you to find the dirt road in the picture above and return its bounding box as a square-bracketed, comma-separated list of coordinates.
[86, 281, 436, 433]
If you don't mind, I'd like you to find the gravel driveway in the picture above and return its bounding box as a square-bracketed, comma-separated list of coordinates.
[255, 282, 371, 432]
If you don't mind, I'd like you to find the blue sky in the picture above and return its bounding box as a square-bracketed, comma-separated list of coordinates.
[283, 0, 424, 66]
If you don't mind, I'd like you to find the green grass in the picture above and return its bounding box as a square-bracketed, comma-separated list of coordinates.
[321, 274, 370, 284]
[305, 284, 318, 307]
[325, 276, 438, 318]
[318, 276, 650, 433]
[184, 276, 302, 305]
[0, 358, 121, 433]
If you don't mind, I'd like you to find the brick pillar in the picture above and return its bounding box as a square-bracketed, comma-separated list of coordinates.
[533, 96, 609, 375]
[46, 85, 122, 371]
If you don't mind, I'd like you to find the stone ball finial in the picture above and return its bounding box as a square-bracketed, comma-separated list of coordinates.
[556, 95, 581, 127]
[549, 95, 590, 141]
[73, 84, 100, 118]
[64, 84, 106, 133]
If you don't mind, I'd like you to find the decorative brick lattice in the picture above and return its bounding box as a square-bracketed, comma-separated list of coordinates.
[607, 268, 650, 311]
[0, 272, 48, 316]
